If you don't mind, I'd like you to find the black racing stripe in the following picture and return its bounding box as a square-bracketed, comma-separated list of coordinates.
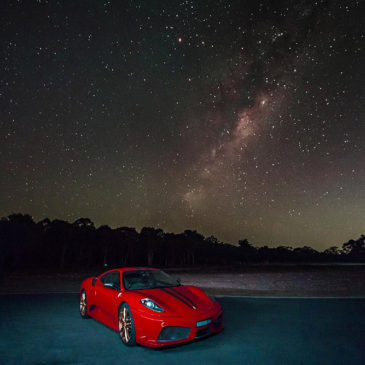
[160, 288, 195, 309]
[164, 287, 197, 310]
[168, 287, 197, 308]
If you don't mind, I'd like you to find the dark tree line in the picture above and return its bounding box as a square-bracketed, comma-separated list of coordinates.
[0, 213, 364, 273]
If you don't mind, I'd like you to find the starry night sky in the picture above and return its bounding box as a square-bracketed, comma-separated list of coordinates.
[1, 0, 364, 249]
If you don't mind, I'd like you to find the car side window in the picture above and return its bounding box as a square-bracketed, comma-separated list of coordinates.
[100, 271, 120, 290]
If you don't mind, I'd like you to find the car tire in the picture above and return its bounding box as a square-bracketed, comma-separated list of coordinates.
[80, 290, 90, 319]
[119, 303, 136, 346]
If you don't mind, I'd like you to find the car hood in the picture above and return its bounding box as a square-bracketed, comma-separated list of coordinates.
[132, 285, 216, 316]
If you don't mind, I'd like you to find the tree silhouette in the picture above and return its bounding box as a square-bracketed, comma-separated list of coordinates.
[116, 227, 139, 265]
[323, 246, 341, 256]
[343, 235, 365, 258]
[0, 213, 364, 273]
[140, 227, 164, 266]
[238, 239, 257, 263]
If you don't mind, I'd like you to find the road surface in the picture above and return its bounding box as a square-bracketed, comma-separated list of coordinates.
[0, 294, 364, 364]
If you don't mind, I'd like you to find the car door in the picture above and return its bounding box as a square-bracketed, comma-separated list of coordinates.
[96, 271, 121, 326]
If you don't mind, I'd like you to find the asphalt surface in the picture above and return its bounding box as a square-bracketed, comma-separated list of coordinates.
[0, 294, 364, 364]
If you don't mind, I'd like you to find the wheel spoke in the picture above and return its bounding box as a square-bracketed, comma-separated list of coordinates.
[124, 327, 129, 342]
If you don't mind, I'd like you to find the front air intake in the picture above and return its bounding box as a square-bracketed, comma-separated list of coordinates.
[213, 314, 223, 329]
[195, 327, 211, 338]
[157, 326, 191, 342]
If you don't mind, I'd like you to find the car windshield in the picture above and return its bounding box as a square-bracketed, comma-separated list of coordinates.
[123, 270, 180, 290]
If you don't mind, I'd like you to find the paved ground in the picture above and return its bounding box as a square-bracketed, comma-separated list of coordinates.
[1, 294, 364, 364]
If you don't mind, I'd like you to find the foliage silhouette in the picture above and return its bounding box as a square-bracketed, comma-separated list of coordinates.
[0, 213, 364, 273]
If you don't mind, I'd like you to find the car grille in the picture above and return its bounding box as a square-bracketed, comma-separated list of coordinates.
[195, 327, 211, 338]
[157, 326, 191, 342]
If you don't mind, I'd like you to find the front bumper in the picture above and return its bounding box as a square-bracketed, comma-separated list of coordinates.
[133, 307, 224, 347]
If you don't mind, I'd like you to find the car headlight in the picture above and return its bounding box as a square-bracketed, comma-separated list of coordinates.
[140, 298, 164, 312]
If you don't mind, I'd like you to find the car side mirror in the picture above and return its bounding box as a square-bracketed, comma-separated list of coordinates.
[92, 277, 98, 286]
[176, 277, 181, 285]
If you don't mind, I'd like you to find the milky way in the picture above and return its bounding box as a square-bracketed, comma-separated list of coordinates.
[1, 0, 364, 249]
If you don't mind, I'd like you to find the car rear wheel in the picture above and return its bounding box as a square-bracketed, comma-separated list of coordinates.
[80, 290, 90, 319]
[119, 303, 136, 346]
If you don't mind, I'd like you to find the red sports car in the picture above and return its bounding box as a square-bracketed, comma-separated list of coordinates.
[80, 267, 224, 347]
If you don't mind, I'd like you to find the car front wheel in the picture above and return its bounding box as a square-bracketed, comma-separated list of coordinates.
[119, 303, 136, 346]
[80, 290, 90, 319]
